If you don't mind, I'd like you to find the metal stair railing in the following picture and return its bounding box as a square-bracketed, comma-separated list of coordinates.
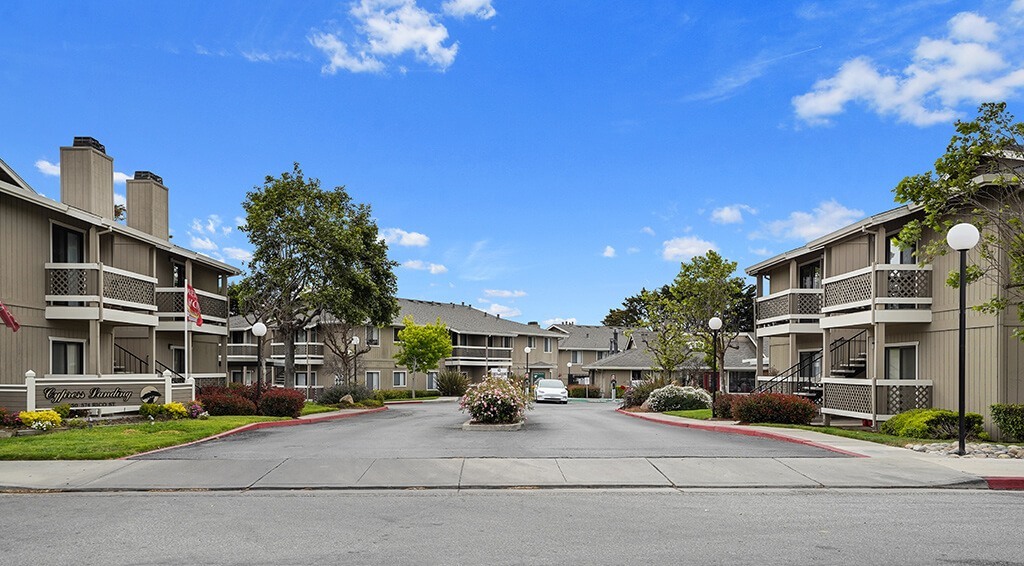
[113, 344, 149, 375]
[754, 329, 869, 396]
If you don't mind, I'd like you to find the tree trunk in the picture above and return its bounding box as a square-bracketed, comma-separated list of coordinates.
[284, 331, 296, 389]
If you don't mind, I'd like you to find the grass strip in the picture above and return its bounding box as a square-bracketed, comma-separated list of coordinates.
[663, 409, 713, 420]
[301, 403, 338, 416]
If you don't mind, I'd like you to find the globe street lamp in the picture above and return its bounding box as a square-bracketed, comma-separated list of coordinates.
[524, 346, 532, 393]
[251, 321, 268, 402]
[947, 222, 980, 456]
[349, 335, 360, 385]
[708, 316, 723, 417]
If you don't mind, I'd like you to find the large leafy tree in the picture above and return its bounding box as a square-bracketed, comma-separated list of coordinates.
[632, 288, 692, 382]
[669, 250, 749, 388]
[237, 163, 398, 388]
[894, 102, 1024, 339]
[602, 290, 654, 327]
[394, 316, 454, 397]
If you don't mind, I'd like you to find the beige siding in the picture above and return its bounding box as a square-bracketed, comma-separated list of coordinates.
[768, 265, 790, 293]
[110, 234, 152, 275]
[827, 235, 871, 277]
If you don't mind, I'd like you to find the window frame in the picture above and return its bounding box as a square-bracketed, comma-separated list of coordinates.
[49, 337, 86, 375]
[884, 342, 919, 381]
[393, 370, 407, 388]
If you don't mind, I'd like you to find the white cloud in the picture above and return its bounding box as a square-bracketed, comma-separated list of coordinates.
[190, 214, 224, 235]
[189, 235, 218, 251]
[662, 236, 717, 261]
[750, 247, 773, 257]
[603, 245, 616, 258]
[311, 0, 459, 75]
[486, 303, 521, 317]
[114, 193, 126, 207]
[113, 172, 130, 185]
[35, 160, 60, 176]
[223, 247, 253, 262]
[626, 247, 640, 254]
[241, 50, 304, 63]
[234, 216, 246, 230]
[793, 11, 1024, 127]
[484, 289, 526, 298]
[543, 317, 577, 327]
[641, 226, 655, 236]
[711, 204, 757, 224]
[382, 227, 430, 247]
[760, 200, 864, 241]
[442, 0, 496, 19]
[402, 259, 447, 274]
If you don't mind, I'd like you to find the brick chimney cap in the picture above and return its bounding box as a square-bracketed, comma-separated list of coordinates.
[133, 171, 164, 184]
[72, 137, 106, 153]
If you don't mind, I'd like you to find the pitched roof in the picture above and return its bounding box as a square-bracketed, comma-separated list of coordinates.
[550, 324, 629, 350]
[395, 298, 562, 337]
[583, 333, 759, 372]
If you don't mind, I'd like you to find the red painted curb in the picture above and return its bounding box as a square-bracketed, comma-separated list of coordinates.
[984, 477, 1024, 490]
[616, 409, 868, 458]
[122, 406, 389, 459]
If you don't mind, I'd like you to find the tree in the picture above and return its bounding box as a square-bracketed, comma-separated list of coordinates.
[632, 288, 693, 382]
[602, 287, 666, 327]
[893, 102, 1024, 340]
[668, 250, 749, 389]
[236, 163, 398, 388]
[394, 316, 454, 397]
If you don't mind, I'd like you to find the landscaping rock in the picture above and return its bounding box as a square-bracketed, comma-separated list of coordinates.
[340, 394, 354, 404]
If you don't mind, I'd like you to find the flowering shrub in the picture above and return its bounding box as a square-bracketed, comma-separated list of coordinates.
[0, 406, 22, 427]
[713, 392, 737, 418]
[184, 400, 207, 419]
[198, 393, 257, 416]
[620, 378, 670, 408]
[731, 393, 818, 424]
[258, 388, 306, 418]
[19, 410, 62, 430]
[459, 376, 530, 424]
[164, 402, 187, 420]
[646, 385, 713, 412]
[138, 403, 165, 419]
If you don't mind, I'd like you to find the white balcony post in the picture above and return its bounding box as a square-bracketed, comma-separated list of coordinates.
[163, 369, 173, 404]
[25, 370, 36, 411]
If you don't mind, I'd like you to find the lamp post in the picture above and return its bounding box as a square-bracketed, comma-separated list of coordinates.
[251, 321, 268, 402]
[947, 222, 980, 456]
[708, 316, 723, 417]
[349, 335, 360, 385]
[524, 346, 532, 393]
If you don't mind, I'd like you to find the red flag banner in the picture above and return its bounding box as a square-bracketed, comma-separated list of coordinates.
[0, 300, 20, 332]
[185, 284, 203, 327]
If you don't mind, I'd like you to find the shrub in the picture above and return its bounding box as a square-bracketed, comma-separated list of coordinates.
[568, 384, 601, 398]
[357, 398, 384, 408]
[460, 376, 530, 424]
[66, 418, 88, 429]
[184, 400, 207, 419]
[373, 389, 438, 401]
[164, 402, 187, 420]
[620, 378, 670, 408]
[138, 403, 166, 419]
[991, 404, 1024, 442]
[713, 393, 737, 419]
[647, 385, 712, 412]
[731, 393, 818, 425]
[198, 393, 257, 416]
[0, 406, 21, 427]
[319, 383, 373, 404]
[198, 383, 261, 405]
[52, 404, 72, 420]
[258, 388, 306, 418]
[437, 370, 469, 397]
[19, 410, 62, 430]
[881, 408, 984, 439]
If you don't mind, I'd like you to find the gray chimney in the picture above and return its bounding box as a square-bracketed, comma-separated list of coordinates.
[60, 137, 114, 219]
[126, 171, 169, 239]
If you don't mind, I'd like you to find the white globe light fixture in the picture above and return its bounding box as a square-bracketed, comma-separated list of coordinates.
[350, 335, 360, 346]
[946, 223, 980, 251]
[251, 321, 267, 337]
[708, 316, 723, 331]
[947, 222, 980, 456]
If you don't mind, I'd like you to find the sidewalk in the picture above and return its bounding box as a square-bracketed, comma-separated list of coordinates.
[1, 407, 1022, 492]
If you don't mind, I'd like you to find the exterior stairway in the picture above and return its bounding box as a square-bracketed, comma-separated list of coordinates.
[754, 329, 867, 403]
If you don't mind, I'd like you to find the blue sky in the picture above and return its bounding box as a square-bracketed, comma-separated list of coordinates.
[4, 1, 1024, 325]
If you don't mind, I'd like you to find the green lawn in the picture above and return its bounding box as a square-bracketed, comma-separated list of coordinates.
[663, 409, 712, 420]
[0, 416, 287, 460]
[301, 402, 339, 416]
[754, 423, 951, 447]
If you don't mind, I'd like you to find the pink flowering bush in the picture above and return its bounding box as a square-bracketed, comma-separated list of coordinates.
[459, 376, 531, 424]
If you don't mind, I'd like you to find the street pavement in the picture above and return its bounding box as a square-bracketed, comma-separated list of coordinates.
[0, 400, 1021, 491]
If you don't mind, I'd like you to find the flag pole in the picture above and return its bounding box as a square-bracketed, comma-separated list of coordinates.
[184, 278, 190, 382]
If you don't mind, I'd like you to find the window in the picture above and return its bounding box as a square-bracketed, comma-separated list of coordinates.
[393, 371, 407, 387]
[394, 328, 403, 343]
[597, 351, 608, 361]
[231, 370, 243, 383]
[799, 261, 822, 289]
[171, 261, 186, 287]
[728, 371, 756, 393]
[296, 371, 316, 387]
[366, 326, 380, 346]
[885, 345, 917, 380]
[171, 347, 185, 373]
[366, 371, 380, 390]
[295, 327, 317, 343]
[571, 350, 583, 364]
[528, 336, 536, 349]
[51, 340, 84, 374]
[230, 330, 247, 344]
[544, 338, 552, 353]
[887, 234, 917, 265]
[798, 351, 822, 378]
[51, 224, 85, 263]
[427, 371, 438, 390]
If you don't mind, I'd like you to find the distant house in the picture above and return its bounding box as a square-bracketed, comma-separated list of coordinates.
[0, 138, 238, 413]
[547, 323, 629, 384]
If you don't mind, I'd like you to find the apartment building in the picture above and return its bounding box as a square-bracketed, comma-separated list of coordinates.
[227, 298, 564, 395]
[548, 323, 625, 384]
[0, 138, 238, 413]
[747, 204, 1024, 433]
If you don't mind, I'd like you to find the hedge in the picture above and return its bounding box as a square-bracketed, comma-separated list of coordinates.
[880, 408, 984, 439]
[991, 404, 1024, 441]
[731, 393, 817, 424]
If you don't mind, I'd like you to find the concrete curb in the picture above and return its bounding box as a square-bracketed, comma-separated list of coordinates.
[616, 409, 868, 458]
[461, 420, 523, 431]
[984, 477, 1024, 490]
[122, 407, 389, 460]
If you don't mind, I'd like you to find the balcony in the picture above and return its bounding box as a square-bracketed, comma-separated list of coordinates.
[754, 288, 823, 337]
[45, 263, 158, 326]
[446, 345, 513, 367]
[156, 287, 230, 335]
[820, 264, 932, 328]
[227, 343, 260, 361]
[821, 378, 933, 421]
[270, 342, 324, 365]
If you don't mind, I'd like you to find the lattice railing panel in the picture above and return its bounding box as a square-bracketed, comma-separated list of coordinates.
[197, 293, 229, 319]
[886, 270, 931, 298]
[796, 292, 822, 315]
[823, 272, 871, 308]
[883, 384, 932, 413]
[103, 270, 155, 306]
[823, 382, 872, 414]
[757, 295, 789, 320]
[157, 291, 184, 313]
[47, 268, 96, 297]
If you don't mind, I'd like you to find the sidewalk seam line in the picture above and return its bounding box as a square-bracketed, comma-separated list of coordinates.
[645, 457, 676, 488]
[248, 458, 289, 490]
[772, 457, 825, 488]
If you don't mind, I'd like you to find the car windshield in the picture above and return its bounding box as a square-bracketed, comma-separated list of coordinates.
[537, 380, 563, 388]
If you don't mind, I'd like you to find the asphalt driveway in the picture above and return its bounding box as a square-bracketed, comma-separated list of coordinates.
[135, 401, 843, 460]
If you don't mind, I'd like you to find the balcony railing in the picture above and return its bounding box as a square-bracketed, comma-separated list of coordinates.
[156, 287, 229, 331]
[821, 378, 933, 420]
[271, 342, 325, 359]
[227, 343, 259, 358]
[754, 288, 822, 332]
[821, 265, 932, 326]
[45, 263, 158, 322]
[450, 345, 513, 360]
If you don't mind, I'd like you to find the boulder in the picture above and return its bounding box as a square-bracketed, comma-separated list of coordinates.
[340, 394, 354, 404]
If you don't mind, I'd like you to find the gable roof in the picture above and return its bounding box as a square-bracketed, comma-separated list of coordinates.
[550, 324, 629, 350]
[0, 157, 37, 195]
[583, 333, 758, 372]
[395, 298, 563, 338]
